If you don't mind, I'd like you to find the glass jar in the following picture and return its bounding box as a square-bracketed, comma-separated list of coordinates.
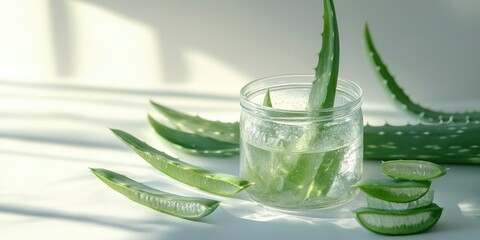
[239, 74, 363, 211]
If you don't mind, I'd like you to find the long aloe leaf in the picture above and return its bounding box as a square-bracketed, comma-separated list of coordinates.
[150, 101, 240, 144]
[364, 122, 480, 164]
[111, 129, 252, 196]
[305, 0, 342, 197]
[145, 104, 480, 164]
[148, 115, 239, 157]
[91, 168, 219, 220]
[308, 0, 340, 111]
[365, 24, 480, 123]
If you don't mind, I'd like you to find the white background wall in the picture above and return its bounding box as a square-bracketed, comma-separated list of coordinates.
[1, 0, 479, 110]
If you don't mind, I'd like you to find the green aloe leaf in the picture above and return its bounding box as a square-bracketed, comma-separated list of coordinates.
[144, 106, 480, 164]
[148, 115, 239, 157]
[305, 0, 342, 197]
[90, 168, 220, 220]
[263, 89, 273, 108]
[308, 0, 340, 112]
[150, 101, 240, 144]
[110, 129, 252, 196]
[365, 24, 480, 123]
[364, 122, 480, 164]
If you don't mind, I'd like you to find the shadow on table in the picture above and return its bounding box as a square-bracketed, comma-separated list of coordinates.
[0, 204, 158, 233]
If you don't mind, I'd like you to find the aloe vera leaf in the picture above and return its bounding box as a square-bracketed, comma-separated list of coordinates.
[263, 89, 273, 108]
[110, 129, 252, 196]
[364, 122, 480, 164]
[276, 0, 341, 199]
[308, 0, 340, 111]
[91, 168, 219, 220]
[365, 24, 480, 123]
[150, 101, 240, 144]
[304, 0, 342, 197]
[305, 146, 347, 198]
[148, 115, 239, 157]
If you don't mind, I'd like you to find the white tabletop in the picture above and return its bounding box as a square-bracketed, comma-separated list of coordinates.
[1, 79, 479, 240]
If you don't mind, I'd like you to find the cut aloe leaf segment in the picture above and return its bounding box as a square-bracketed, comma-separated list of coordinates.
[147, 115, 239, 157]
[150, 101, 240, 144]
[367, 189, 434, 211]
[111, 129, 252, 196]
[355, 178, 431, 203]
[91, 168, 220, 220]
[381, 160, 448, 181]
[354, 203, 443, 235]
[263, 89, 273, 107]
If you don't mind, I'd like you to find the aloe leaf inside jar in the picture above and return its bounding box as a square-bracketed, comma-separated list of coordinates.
[239, 76, 363, 211]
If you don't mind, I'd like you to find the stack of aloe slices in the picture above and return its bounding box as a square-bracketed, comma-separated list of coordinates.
[354, 160, 448, 235]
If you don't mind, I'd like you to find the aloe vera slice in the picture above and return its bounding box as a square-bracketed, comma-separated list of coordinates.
[364, 24, 480, 123]
[111, 129, 252, 196]
[367, 189, 434, 211]
[148, 115, 239, 157]
[355, 178, 431, 203]
[150, 101, 240, 144]
[91, 168, 219, 220]
[354, 203, 443, 235]
[381, 160, 448, 181]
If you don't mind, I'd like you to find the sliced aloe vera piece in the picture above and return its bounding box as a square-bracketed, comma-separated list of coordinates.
[91, 168, 219, 220]
[150, 101, 240, 144]
[148, 115, 239, 157]
[111, 129, 252, 196]
[367, 189, 434, 211]
[354, 203, 443, 235]
[381, 160, 448, 181]
[355, 178, 431, 203]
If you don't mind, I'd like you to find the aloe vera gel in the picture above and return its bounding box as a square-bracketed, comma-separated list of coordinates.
[240, 75, 363, 211]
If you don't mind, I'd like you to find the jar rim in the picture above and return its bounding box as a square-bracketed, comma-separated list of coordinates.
[240, 74, 363, 121]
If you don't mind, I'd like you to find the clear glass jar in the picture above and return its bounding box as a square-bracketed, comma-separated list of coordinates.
[239, 74, 363, 211]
